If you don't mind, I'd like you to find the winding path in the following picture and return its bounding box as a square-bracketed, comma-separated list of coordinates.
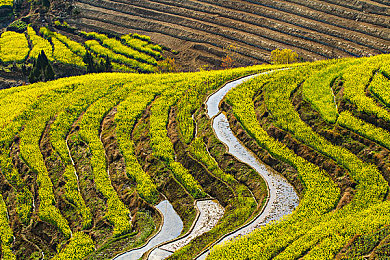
[148, 200, 224, 259]
[112, 71, 299, 260]
[196, 72, 299, 259]
[114, 200, 183, 260]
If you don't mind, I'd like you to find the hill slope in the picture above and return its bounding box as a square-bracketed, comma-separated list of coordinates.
[70, 0, 390, 70]
[0, 54, 390, 259]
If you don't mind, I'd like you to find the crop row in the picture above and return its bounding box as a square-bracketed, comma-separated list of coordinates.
[226, 64, 340, 216]
[169, 65, 284, 257]
[0, 31, 29, 63]
[301, 58, 361, 123]
[150, 93, 206, 199]
[27, 25, 54, 61]
[263, 65, 387, 209]
[176, 64, 287, 144]
[84, 40, 154, 73]
[18, 83, 93, 239]
[40, 27, 85, 67]
[209, 57, 390, 259]
[43, 28, 87, 57]
[49, 79, 122, 229]
[146, 0, 360, 58]
[370, 71, 390, 108]
[189, 137, 235, 185]
[0, 74, 135, 258]
[77, 78, 135, 236]
[52, 38, 85, 67]
[81, 31, 158, 65]
[52, 232, 94, 260]
[0, 195, 15, 260]
[115, 90, 159, 204]
[0, 26, 160, 73]
[340, 225, 390, 258]
[241, 0, 390, 41]
[338, 111, 390, 153]
[121, 34, 162, 59]
[0, 0, 12, 7]
[343, 54, 390, 122]
[0, 77, 94, 249]
[73, 3, 269, 63]
[198, 0, 389, 53]
[176, 137, 259, 258]
[126, 0, 330, 60]
[210, 67, 339, 259]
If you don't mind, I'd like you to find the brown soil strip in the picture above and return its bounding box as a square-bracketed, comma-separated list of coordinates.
[132, 102, 197, 235]
[39, 118, 84, 232]
[67, 127, 112, 247]
[87, 106, 160, 259]
[293, 84, 390, 187]
[167, 107, 234, 207]
[8, 134, 65, 258]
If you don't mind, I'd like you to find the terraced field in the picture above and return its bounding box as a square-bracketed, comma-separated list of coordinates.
[70, 0, 390, 69]
[0, 26, 163, 74]
[0, 53, 390, 259]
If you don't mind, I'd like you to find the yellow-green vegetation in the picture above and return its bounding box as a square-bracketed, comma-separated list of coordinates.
[81, 31, 157, 65]
[40, 27, 85, 67]
[301, 58, 362, 123]
[1, 54, 390, 259]
[85, 40, 154, 73]
[343, 55, 390, 121]
[0, 195, 15, 260]
[150, 94, 206, 199]
[52, 232, 94, 260]
[121, 34, 162, 59]
[338, 111, 390, 150]
[370, 71, 390, 107]
[270, 48, 298, 64]
[189, 137, 235, 184]
[0, 31, 29, 63]
[77, 81, 134, 236]
[208, 54, 390, 260]
[1, 27, 162, 74]
[52, 38, 85, 67]
[27, 25, 53, 61]
[0, 0, 12, 7]
[115, 91, 159, 204]
[46, 29, 87, 57]
[19, 84, 86, 239]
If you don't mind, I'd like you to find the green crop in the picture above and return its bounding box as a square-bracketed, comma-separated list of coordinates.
[115, 91, 159, 204]
[85, 40, 154, 73]
[370, 71, 390, 107]
[81, 31, 157, 65]
[0, 195, 16, 260]
[27, 25, 53, 61]
[0, 31, 29, 63]
[0, 0, 12, 7]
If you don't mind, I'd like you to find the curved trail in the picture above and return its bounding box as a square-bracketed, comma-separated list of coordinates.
[148, 200, 224, 259]
[196, 72, 299, 259]
[114, 200, 183, 260]
[112, 71, 298, 260]
[113, 199, 224, 260]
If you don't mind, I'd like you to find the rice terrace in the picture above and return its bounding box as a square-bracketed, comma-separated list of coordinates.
[0, 0, 390, 259]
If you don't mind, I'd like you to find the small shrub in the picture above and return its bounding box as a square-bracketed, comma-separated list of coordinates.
[7, 20, 27, 33]
[155, 57, 179, 73]
[270, 48, 298, 64]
